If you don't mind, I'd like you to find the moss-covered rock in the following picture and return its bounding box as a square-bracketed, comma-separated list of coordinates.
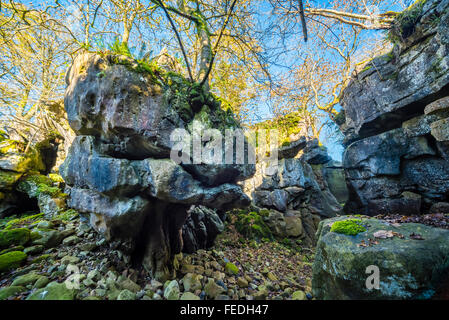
[0, 251, 27, 272]
[234, 210, 273, 240]
[0, 228, 30, 249]
[0, 245, 24, 255]
[30, 253, 53, 264]
[291, 290, 307, 300]
[16, 174, 63, 198]
[33, 276, 50, 289]
[11, 272, 42, 286]
[0, 171, 22, 190]
[0, 139, 45, 174]
[31, 229, 70, 248]
[26, 281, 77, 300]
[225, 262, 239, 275]
[16, 174, 67, 218]
[0, 285, 26, 300]
[4, 213, 44, 230]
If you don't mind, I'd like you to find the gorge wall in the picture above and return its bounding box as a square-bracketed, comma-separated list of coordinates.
[341, 0, 449, 215]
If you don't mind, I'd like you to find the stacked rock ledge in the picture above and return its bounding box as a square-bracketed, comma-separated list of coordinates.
[341, 0, 449, 216]
[60, 51, 255, 281]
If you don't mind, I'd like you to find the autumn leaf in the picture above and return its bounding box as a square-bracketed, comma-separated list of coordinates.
[409, 233, 424, 240]
[392, 232, 404, 239]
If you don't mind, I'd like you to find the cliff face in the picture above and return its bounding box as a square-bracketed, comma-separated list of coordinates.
[341, 0, 449, 215]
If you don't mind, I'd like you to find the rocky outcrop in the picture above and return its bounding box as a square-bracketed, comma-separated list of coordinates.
[61, 52, 254, 280]
[240, 138, 343, 218]
[312, 216, 449, 299]
[238, 137, 345, 246]
[341, 0, 449, 215]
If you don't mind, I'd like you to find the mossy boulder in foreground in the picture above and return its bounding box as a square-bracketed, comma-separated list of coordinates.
[312, 216, 449, 299]
[0, 251, 27, 272]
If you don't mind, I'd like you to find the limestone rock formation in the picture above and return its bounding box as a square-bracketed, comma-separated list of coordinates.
[341, 0, 449, 215]
[238, 136, 345, 246]
[240, 137, 343, 218]
[61, 52, 254, 280]
[312, 216, 449, 299]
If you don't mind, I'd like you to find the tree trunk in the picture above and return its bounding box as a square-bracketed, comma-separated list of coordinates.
[197, 25, 212, 91]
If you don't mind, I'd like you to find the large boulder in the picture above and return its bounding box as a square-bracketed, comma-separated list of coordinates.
[312, 216, 449, 299]
[343, 113, 449, 215]
[61, 51, 254, 280]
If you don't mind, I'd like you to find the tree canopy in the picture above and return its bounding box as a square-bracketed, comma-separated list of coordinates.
[0, 0, 413, 157]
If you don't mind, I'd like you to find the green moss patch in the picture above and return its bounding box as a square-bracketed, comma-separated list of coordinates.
[30, 254, 53, 264]
[234, 210, 273, 241]
[0, 251, 27, 272]
[0, 246, 24, 255]
[225, 262, 239, 275]
[250, 111, 305, 148]
[52, 209, 78, 222]
[330, 219, 367, 236]
[4, 213, 44, 230]
[0, 228, 30, 249]
[0, 171, 22, 189]
[388, 0, 429, 43]
[17, 173, 66, 199]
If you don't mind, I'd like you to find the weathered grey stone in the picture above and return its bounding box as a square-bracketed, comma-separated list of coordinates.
[340, 0, 449, 214]
[278, 136, 307, 159]
[313, 216, 449, 299]
[341, 0, 449, 141]
[240, 149, 342, 218]
[430, 202, 449, 213]
[67, 187, 149, 240]
[65, 53, 180, 158]
[431, 118, 449, 141]
[182, 206, 224, 253]
[61, 51, 255, 281]
[424, 96, 449, 115]
[300, 139, 331, 165]
[343, 115, 449, 215]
